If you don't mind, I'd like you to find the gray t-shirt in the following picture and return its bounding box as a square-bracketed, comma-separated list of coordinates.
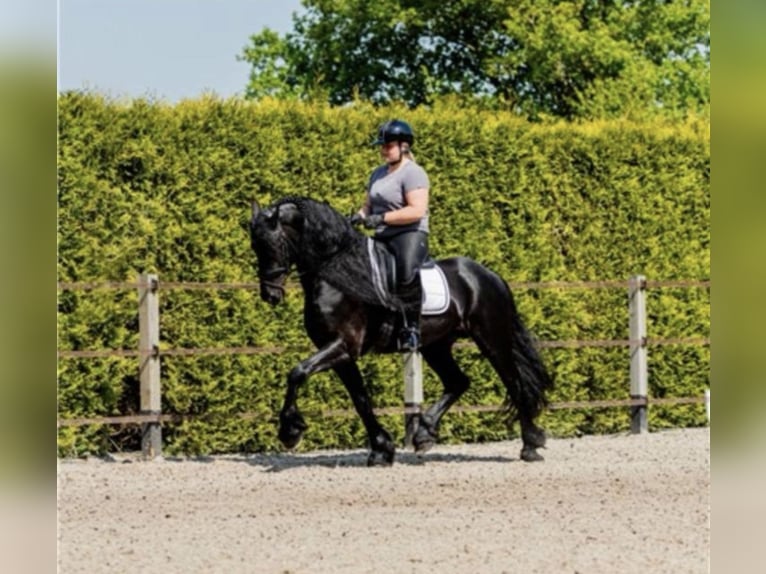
[366, 161, 430, 238]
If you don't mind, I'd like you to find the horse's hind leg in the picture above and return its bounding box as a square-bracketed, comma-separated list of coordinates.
[414, 341, 471, 453]
[333, 362, 396, 466]
[472, 339, 548, 462]
[470, 315, 551, 462]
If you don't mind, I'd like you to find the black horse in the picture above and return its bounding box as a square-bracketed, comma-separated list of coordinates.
[248, 196, 553, 466]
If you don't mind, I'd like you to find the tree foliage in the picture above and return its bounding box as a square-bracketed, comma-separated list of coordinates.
[240, 0, 709, 119]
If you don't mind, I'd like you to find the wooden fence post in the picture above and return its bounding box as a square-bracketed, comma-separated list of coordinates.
[629, 275, 648, 434]
[403, 351, 423, 447]
[138, 273, 161, 458]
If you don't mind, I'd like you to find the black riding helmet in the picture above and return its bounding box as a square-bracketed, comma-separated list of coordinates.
[371, 119, 414, 147]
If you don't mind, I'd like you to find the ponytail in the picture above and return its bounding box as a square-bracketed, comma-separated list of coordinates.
[401, 143, 416, 163]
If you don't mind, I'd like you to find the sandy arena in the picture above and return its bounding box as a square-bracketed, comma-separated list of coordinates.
[57, 427, 709, 573]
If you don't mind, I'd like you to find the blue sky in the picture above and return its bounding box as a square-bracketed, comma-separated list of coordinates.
[57, 0, 305, 101]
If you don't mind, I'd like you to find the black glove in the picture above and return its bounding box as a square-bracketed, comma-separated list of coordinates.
[348, 213, 364, 227]
[363, 213, 384, 229]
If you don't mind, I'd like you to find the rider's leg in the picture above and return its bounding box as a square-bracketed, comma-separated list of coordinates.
[387, 231, 428, 350]
[397, 276, 422, 350]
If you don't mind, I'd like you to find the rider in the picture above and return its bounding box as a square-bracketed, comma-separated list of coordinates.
[351, 119, 430, 351]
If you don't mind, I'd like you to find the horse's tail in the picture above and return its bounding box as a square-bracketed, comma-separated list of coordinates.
[501, 285, 554, 428]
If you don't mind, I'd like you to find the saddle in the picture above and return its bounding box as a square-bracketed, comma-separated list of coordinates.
[366, 238, 450, 315]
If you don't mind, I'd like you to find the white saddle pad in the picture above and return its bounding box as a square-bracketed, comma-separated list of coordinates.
[420, 265, 450, 315]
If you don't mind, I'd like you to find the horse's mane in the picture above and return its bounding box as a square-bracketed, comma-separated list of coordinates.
[272, 196, 390, 307]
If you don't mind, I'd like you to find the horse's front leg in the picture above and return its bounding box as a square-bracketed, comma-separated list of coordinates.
[333, 362, 395, 467]
[278, 339, 349, 449]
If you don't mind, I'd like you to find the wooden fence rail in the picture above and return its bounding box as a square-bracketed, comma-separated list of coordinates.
[57, 274, 710, 457]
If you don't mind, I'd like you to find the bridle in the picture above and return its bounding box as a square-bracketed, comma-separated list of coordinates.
[254, 198, 345, 296]
[259, 265, 289, 296]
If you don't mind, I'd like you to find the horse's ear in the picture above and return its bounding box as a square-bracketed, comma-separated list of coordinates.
[251, 200, 260, 221]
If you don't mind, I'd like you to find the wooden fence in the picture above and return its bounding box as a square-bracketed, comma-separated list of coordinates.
[57, 274, 711, 458]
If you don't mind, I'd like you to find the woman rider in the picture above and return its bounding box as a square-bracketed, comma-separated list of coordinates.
[351, 119, 430, 351]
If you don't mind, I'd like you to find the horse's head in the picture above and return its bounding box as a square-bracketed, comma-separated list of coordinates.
[248, 200, 302, 305]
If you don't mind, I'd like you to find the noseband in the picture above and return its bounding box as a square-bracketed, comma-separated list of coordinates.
[259, 266, 289, 295]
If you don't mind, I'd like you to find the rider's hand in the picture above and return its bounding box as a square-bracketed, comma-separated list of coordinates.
[363, 213, 384, 229]
[348, 213, 364, 227]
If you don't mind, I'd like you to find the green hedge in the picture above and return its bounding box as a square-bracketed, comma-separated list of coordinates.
[57, 93, 709, 455]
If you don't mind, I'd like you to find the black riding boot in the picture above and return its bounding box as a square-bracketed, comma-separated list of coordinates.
[397, 278, 422, 352]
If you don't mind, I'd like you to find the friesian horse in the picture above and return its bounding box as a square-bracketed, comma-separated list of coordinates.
[248, 196, 553, 466]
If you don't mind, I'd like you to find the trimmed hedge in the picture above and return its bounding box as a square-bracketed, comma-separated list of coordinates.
[57, 93, 709, 455]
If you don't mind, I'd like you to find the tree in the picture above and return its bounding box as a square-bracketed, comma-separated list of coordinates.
[239, 0, 709, 119]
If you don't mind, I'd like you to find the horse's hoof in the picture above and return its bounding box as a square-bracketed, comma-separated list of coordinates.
[278, 430, 303, 450]
[520, 447, 545, 462]
[278, 411, 307, 449]
[412, 415, 439, 454]
[413, 439, 435, 455]
[367, 431, 395, 466]
[367, 450, 394, 467]
[523, 427, 547, 449]
[412, 428, 437, 454]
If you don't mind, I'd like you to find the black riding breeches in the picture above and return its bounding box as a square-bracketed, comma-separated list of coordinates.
[377, 230, 428, 318]
[380, 230, 429, 287]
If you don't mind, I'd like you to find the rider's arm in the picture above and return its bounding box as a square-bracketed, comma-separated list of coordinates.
[381, 187, 428, 225]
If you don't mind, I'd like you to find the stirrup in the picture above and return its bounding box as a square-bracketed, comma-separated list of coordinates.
[398, 327, 420, 352]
